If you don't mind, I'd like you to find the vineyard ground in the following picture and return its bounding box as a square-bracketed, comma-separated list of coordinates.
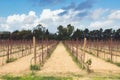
[0, 42, 120, 80]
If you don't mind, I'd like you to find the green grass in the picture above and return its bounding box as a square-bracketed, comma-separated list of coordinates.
[114, 62, 120, 67]
[106, 58, 112, 62]
[30, 64, 40, 71]
[1, 73, 120, 80]
[6, 58, 17, 63]
[1, 74, 72, 80]
[91, 75, 120, 80]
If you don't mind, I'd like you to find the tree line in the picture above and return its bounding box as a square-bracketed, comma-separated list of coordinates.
[0, 24, 120, 40]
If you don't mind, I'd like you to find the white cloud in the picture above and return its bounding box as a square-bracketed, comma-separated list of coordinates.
[0, 24, 10, 31]
[108, 10, 120, 20]
[88, 9, 120, 29]
[40, 9, 64, 20]
[90, 8, 108, 20]
[39, 9, 82, 32]
[0, 9, 120, 32]
[0, 11, 38, 31]
[89, 20, 114, 29]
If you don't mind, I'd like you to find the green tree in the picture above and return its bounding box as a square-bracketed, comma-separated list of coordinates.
[57, 24, 74, 40]
[67, 24, 74, 38]
[33, 24, 46, 40]
[72, 29, 83, 40]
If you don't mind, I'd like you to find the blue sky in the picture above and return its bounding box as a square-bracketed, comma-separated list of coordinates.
[0, 0, 120, 32]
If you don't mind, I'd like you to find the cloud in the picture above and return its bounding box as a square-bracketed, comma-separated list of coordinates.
[90, 8, 108, 20]
[62, 2, 76, 10]
[63, 0, 95, 10]
[0, 11, 38, 31]
[90, 20, 114, 28]
[60, 0, 96, 19]
[39, 9, 83, 32]
[75, 0, 95, 10]
[0, 8, 120, 32]
[89, 9, 120, 29]
[30, 0, 65, 7]
[40, 9, 64, 20]
[108, 10, 120, 20]
[6, 9, 81, 32]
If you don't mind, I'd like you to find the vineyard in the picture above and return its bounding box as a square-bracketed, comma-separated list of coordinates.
[0, 39, 57, 66]
[0, 25, 120, 80]
[0, 36, 120, 79]
[64, 38, 120, 73]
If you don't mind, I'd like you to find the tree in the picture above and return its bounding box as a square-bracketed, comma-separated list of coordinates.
[57, 25, 64, 40]
[67, 24, 74, 38]
[0, 31, 10, 40]
[33, 24, 46, 40]
[72, 29, 83, 40]
[114, 28, 120, 40]
[103, 29, 113, 40]
[84, 28, 89, 38]
[57, 24, 74, 40]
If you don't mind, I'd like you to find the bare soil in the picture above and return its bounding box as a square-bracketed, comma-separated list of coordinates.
[80, 49, 120, 73]
[0, 53, 33, 75]
[0, 42, 120, 76]
[38, 42, 83, 75]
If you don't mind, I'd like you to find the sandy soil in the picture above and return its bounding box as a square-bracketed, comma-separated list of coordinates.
[38, 42, 82, 75]
[78, 49, 120, 73]
[0, 53, 33, 75]
[0, 46, 42, 66]
[86, 48, 120, 62]
[0, 46, 49, 75]
[0, 42, 119, 76]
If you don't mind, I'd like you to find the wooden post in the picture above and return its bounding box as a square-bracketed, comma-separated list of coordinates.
[33, 36, 36, 65]
[110, 38, 113, 61]
[97, 39, 99, 57]
[71, 40, 72, 52]
[10, 40, 12, 58]
[21, 40, 24, 57]
[7, 39, 10, 61]
[47, 38, 48, 53]
[42, 38, 44, 63]
[83, 38, 87, 62]
[30, 40, 32, 54]
[76, 38, 78, 60]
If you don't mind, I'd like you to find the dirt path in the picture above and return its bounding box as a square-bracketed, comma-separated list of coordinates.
[38, 42, 82, 75]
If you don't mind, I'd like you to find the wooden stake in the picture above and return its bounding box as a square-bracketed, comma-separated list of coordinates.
[7, 39, 10, 61]
[83, 38, 87, 62]
[97, 39, 99, 57]
[42, 38, 44, 63]
[76, 38, 78, 60]
[33, 36, 36, 65]
[110, 38, 113, 61]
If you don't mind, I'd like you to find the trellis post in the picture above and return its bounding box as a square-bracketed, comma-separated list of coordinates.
[33, 36, 36, 65]
[76, 38, 78, 60]
[83, 38, 87, 62]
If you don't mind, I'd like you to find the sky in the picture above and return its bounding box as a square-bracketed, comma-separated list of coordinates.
[0, 0, 120, 32]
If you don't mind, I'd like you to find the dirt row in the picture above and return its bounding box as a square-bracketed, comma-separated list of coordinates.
[0, 42, 120, 75]
[38, 42, 83, 75]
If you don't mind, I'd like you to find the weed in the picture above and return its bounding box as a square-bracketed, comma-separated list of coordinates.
[1, 74, 73, 80]
[6, 58, 17, 63]
[30, 64, 40, 71]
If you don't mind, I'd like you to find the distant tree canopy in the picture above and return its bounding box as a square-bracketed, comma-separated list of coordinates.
[0, 24, 120, 40]
[57, 24, 74, 40]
